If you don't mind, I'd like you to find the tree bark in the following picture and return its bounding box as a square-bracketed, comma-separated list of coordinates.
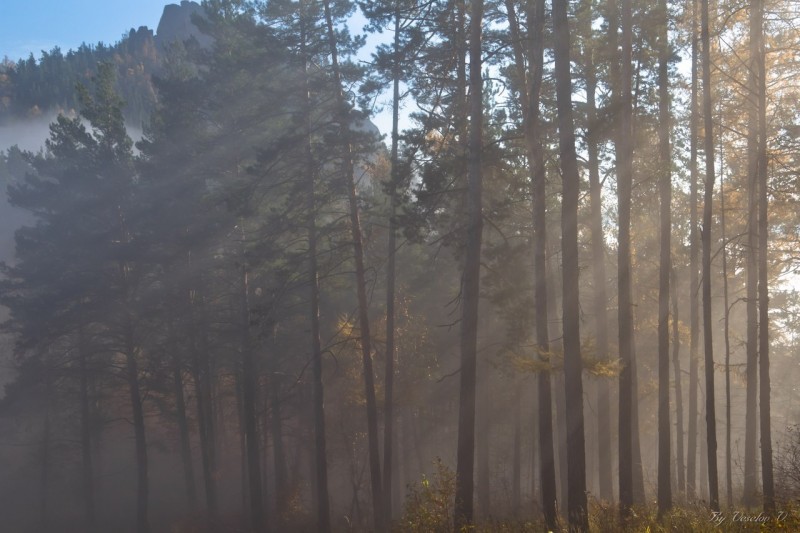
[172, 344, 197, 512]
[188, 286, 218, 526]
[687, 0, 700, 499]
[504, 0, 556, 525]
[41, 368, 51, 532]
[553, 0, 588, 527]
[743, 0, 760, 505]
[382, 3, 402, 524]
[580, 0, 613, 501]
[700, 0, 720, 510]
[616, 0, 635, 515]
[79, 331, 97, 532]
[513, 382, 522, 516]
[656, 0, 672, 514]
[631, 341, 646, 505]
[554, 371, 569, 514]
[671, 268, 685, 496]
[124, 320, 150, 533]
[236, 368, 249, 518]
[454, 0, 483, 527]
[268, 329, 289, 523]
[720, 153, 733, 509]
[239, 261, 265, 531]
[300, 4, 331, 529]
[476, 354, 491, 517]
[755, 0, 774, 510]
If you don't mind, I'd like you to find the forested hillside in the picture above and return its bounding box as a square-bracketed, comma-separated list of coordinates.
[0, 1, 208, 127]
[1, 0, 800, 532]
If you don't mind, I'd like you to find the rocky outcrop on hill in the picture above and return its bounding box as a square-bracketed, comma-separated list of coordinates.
[155, 1, 212, 51]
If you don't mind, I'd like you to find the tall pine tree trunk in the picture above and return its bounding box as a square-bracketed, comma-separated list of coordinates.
[554, 371, 569, 514]
[700, 0, 720, 510]
[743, 0, 760, 505]
[553, 0, 588, 526]
[656, 0, 672, 514]
[581, 0, 613, 501]
[755, 0, 774, 510]
[124, 320, 150, 533]
[617, 0, 636, 515]
[322, 3, 384, 528]
[508, 0, 557, 525]
[236, 368, 249, 518]
[300, 4, 331, 528]
[188, 286, 218, 526]
[476, 353, 491, 517]
[41, 367, 51, 531]
[631, 341, 646, 504]
[239, 261, 265, 531]
[505, 0, 556, 522]
[720, 156, 733, 508]
[79, 331, 97, 532]
[172, 346, 197, 512]
[512, 382, 522, 516]
[454, 0, 484, 527]
[687, 0, 700, 498]
[382, 4, 402, 524]
[268, 329, 289, 523]
[671, 269, 685, 495]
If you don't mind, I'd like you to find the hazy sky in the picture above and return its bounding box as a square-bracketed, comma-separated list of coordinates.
[1, 0, 174, 62]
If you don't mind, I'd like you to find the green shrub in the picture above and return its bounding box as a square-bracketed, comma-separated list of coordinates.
[397, 458, 456, 532]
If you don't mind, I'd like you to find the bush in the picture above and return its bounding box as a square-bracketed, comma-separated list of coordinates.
[776, 425, 800, 502]
[398, 458, 456, 532]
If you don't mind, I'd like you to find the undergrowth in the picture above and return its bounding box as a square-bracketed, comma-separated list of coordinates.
[396, 461, 800, 532]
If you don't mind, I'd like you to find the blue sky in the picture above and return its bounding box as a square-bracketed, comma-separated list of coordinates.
[1, 0, 174, 62]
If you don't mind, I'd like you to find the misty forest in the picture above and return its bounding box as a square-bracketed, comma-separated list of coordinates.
[1, 0, 800, 531]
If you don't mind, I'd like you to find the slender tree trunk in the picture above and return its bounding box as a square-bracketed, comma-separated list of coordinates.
[631, 341, 646, 504]
[237, 369, 249, 517]
[554, 371, 568, 514]
[239, 261, 265, 531]
[688, 0, 700, 499]
[530, 377, 539, 506]
[743, 0, 760, 506]
[382, 4, 402, 524]
[41, 368, 51, 531]
[581, 0, 613, 501]
[300, 5, 331, 529]
[188, 287, 218, 526]
[476, 353, 491, 517]
[700, 0, 720, 510]
[514, 0, 557, 525]
[79, 331, 97, 531]
[755, 0, 774, 510]
[553, 0, 588, 526]
[720, 156, 733, 509]
[616, 0, 635, 516]
[124, 321, 150, 533]
[173, 347, 197, 512]
[535, 192, 557, 529]
[505, 0, 556, 521]
[454, 0, 483, 527]
[699, 383, 710, 499]
[513, 382, 522, 517]
[671, 269, 685, 496]
[656, 0, 672, 514]
[268, 329, 289, 522]
[321, 4, 384, 528]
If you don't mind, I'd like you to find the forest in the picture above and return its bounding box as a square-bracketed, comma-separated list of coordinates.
[0, 0, 799, 531]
